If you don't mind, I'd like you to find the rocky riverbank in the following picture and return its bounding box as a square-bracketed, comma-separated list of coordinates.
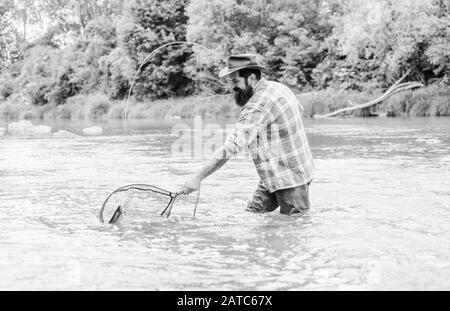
[0, 120, 103, 138]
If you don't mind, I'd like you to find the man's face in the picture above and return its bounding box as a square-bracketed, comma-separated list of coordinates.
[229, 71, 254, 107]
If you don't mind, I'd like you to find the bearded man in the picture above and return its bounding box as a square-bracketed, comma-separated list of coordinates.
[179, 54, 314, 215]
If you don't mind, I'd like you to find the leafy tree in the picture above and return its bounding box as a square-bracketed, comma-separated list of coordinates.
[0, 0, 20, 70]
[316, 0, 450, 90]
[1, 0, 449, 110]
[98, 46, 134, 99]
[66, 0, 125, 29]
[187, 0, 335, 92]
[121, 0, 194, 100]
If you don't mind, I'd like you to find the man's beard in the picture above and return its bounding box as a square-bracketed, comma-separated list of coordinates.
[233, 84, 254, 107]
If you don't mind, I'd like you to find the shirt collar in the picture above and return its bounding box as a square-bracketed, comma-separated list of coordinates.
[253, 78, 266, 92]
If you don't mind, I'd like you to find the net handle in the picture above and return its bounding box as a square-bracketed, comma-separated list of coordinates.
[160, 189, 200, 218]
[160, 192, 179, 218]
[193, 188, 200, 218]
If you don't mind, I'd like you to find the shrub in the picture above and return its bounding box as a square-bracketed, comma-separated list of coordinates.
[14, 46, 62, 106]
[0, 100, 31, 120]
[60, 96, 83, 119]
[86, 93, 111, 119]
[429, 96, 450, 116]
[192, 95, 238, 118]
[37, 102, 59, 119]
[24, 81, 52, 106]
[98, 47, 134, 99]
[385, 85, 450, 117]
[409, 96, 430, 116]
[0, 74, 14, 100]
[298, 89, 376, 117]
[19, 110, 39, 120]
[107, 100, 127, 119]
[124, 0, 194, 100]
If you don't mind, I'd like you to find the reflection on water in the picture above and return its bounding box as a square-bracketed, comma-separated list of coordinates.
[0, 117, 449, 290]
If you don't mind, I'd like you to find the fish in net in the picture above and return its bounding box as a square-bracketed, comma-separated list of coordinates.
[99, 184, 199, 224]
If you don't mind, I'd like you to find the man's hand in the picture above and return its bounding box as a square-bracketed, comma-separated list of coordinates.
[178, 145, 233, 195]
[179, 174, 202, 195]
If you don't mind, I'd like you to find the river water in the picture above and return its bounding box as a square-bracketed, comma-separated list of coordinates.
[0, 117, 449, 290]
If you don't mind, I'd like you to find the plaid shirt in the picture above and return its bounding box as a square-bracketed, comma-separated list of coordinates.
[224, 78, 314, 193]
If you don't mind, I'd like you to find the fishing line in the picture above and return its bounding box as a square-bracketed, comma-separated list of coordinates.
[123, 41, 223, 135]
[100, 42, 221, 224]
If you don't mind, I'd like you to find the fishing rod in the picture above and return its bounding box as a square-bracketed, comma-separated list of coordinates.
[104, 42, 219, 223]
[123, 41, 223, 135]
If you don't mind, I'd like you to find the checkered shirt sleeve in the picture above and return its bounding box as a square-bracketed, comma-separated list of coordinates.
[223, 79, 314, 192]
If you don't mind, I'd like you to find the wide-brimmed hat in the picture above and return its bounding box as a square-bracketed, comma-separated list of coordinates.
[218, 54, 266, 78]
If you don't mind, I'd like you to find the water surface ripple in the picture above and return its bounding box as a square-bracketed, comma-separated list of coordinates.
[1, 118, 449, 290]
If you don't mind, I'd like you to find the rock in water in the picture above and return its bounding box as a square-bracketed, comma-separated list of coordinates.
[33, 125, 52, 136]
[7, 120, 34, 136]
[53, 130, 80, 138]
[82, 126, 103, 136]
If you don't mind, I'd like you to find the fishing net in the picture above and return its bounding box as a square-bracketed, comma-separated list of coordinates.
[99, 184, 199, 224]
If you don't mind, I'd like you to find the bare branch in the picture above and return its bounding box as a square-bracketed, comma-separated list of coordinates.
[313, 78, 424, 118]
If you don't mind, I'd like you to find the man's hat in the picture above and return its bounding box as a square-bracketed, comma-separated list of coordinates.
[218, 54, 266, 78]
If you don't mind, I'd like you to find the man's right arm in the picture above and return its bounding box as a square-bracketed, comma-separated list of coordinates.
[179, 144, 236, 194]
[179, 101, 268, 195]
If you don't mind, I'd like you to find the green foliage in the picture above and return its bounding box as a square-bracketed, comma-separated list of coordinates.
[2, 16, 124, 107]
[107, 100, 126, 119]
[187, 0, 335, 92]
[86, 93, 111, 119]
[385, 85, 450, 116]
[0, 72, 14, 100]
[318, 0, 450, 90]
[0, 0, 20, 69]
[98, 46, 134, 99]
[122, 0, 195, 100]
[295, 85, 450, 117]
[13, 45, 59, 106]
[0, 0, 449, 120]
[54, 94, 86, 119]
[298, 89, 378, 117]
[124, 95, 238, 119]
[37, 92, 111, 120]
[0, 97, 33, 119]
[429, 96, 450, 116]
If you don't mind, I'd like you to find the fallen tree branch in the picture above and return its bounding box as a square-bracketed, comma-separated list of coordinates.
[313, 80, 424, 119]
[385, 68, 413, 93]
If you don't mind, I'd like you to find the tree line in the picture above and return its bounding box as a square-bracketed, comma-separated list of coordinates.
[0, 0, 448, 107]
